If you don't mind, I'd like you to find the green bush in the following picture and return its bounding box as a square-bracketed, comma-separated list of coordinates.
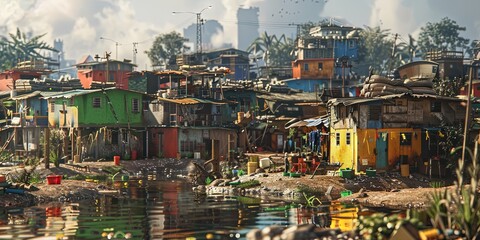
[426, 146, 480, 239]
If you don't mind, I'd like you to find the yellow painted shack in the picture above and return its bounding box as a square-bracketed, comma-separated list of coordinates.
[328, 94, 464, 174]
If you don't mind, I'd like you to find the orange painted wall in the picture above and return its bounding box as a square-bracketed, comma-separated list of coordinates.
[292, 59, 335, 79]
[356, 128, 422, 171]
[357, 129, 377, 171]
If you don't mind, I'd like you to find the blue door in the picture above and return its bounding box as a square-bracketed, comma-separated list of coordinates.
[376, 133, 388, 169]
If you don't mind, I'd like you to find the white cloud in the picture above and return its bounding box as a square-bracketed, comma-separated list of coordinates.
[0, 0, 478, 72]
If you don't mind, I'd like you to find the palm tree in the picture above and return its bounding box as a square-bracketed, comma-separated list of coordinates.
[0, 38, 15, 70]
[247, 32, 294, 79]
[248, 32, 277, 79]
[0, 28, 57, 71]
[357, 26, 393, 75]
[407, 34, 421, 62]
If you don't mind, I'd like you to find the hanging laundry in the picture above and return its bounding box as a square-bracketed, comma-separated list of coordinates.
[426, 130, 430, 140]
[382, 132, 388, 141]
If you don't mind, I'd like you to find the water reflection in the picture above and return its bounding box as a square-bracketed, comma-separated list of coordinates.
[0, 179, 362, 239]
[329, 202, 358, 232]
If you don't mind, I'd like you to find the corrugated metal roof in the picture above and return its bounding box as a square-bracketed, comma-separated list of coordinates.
[11, 91, 62, 100]
[257, 91, 320, 102]
[285, 115, 330, 129]
[157, 98, 199, 105]
[328, 93, 464, 106]
[42, 89, 104, 99]
[0, 91, 11, 97]
[11, 91, 41, 100]
[306, 115, 329, 127]
[155, 97, 226, 105]
[155, 70, 184, 75]
[285, 120, 309, 129]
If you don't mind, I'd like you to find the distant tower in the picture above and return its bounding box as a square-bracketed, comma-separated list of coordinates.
[237, 7, 259, 51]
[52, 38, 77, 78]
[53, 39, 64, 63]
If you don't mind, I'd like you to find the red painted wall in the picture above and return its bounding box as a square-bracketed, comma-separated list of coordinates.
[460, 82, 480, 97]
[0, 70, 43, 91]
[149, 128, 179, 158]
[161, 128, 179, 158]
[78, 70, 131, 90]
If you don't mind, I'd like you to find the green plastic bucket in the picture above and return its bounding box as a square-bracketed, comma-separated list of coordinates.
[366, 169, 376, 177]
[341, 190, 352, 197]
[341, 169, 354, 179]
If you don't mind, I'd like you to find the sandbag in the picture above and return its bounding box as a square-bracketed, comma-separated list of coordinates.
[382, 85, 410, 93]
[366, 75, 393, 84]
[411, 87, 437, 95]
[404, 79, 434, 88]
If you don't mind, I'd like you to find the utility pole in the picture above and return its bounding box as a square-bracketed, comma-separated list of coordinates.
[389, 33, 398, 75]
[100, 37, 120, 60]
[172, 6, 212, 63]
[105, 52, 111, 86]
[462, 59, 479, 163]
[44, 128, 50, 169]
[132, 42, 138, 65]
[288, 23, 303, 40]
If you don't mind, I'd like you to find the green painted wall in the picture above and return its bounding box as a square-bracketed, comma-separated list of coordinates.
[53, 89, 144, 126]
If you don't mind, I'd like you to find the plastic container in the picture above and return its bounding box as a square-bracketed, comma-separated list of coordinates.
[247, 162, 258, 175]
[289, 172, 301, 178]
[340, 190, 352, 197]
[0, 175, 5, 183]
[341, 169, 354, 179]
[113, 156, 120, 166]
[401, 164, 410, 177]
[366, 169, 376, 177]
[73, 155, 80, 163]
[131, 150, 137, 160]
[47, 175, 62, 185]
[259, 158, 271, 168]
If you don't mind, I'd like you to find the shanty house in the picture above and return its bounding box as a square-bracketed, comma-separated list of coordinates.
[145, 96, 236, 159]
[43, 88, 147, 160]
[3, 91, 56, 157]
[76, 55, 136, 90]
[328, 93, 465, 174]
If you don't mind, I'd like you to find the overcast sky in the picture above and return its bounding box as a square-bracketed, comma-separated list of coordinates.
[1, 0, 478, 71]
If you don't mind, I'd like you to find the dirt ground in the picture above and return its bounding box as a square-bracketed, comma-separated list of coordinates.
[0, 154, 453, 210]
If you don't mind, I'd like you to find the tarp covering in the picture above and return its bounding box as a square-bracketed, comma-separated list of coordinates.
[306, 115, 329, 127]
[285, 115, 329, 129]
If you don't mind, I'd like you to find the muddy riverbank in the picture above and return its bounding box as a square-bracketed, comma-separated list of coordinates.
[0, 156, 452, 210]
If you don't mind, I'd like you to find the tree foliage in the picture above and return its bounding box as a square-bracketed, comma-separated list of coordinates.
[145, 31, 188, 69]
[247, 31, 294, 68]
[433, 77, 464, 97]
[467, 39, 480, 59]
[356, 26, 394, 75]
[0, 28, 57, 71]
[417, 17, 470, 54]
